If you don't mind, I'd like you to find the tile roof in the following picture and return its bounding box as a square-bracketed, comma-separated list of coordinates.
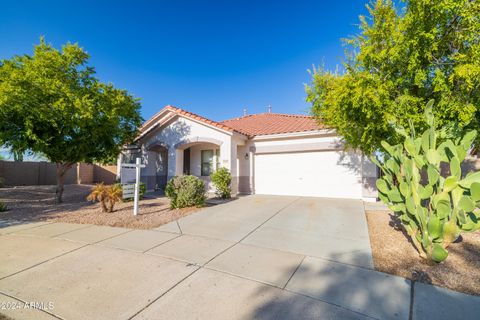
[139, 106, 324, 139]
[220, 113, 323, 136]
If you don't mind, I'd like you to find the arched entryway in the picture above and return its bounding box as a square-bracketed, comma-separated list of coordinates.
[174, 137, 223, 190]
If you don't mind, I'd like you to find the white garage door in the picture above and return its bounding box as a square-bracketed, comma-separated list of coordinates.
[254, 151, 363, 199]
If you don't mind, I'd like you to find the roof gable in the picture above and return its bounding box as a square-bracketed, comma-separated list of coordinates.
[138, 105, 240, 140]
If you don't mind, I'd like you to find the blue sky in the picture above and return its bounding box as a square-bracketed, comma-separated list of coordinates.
[0, 0, 368, 123]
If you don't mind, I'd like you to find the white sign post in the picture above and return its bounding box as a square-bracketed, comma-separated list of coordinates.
[121, 157, 145, 216]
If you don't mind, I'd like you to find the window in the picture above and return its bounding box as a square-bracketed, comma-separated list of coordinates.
[122, 150, 140, 164]
[201, 150, 214, 176]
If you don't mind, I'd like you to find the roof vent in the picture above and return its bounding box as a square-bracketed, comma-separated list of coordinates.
[267, 105, 272, 113]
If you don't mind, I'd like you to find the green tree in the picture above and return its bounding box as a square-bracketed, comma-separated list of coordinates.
[306, 0, 480, 154]
[0, 38, 142, 202]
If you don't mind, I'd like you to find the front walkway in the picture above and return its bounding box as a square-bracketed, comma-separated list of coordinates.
[0, 196, 478, 320]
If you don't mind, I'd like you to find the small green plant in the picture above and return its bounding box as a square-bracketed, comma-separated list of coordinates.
[373, 100, 480, 263]
[139, 182, 146, 198]
[210, 167, 232, 199]
[0, 177, 5, 188]
[165, 175, 206, 209]
[0, 201, 8, 212]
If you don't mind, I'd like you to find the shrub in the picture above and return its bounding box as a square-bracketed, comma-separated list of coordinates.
[87, 183, 122, 212]
[140, 182, 146, 198]
[374, 100, 480, 263]
[0, 177, 4, 188]
[165, 175, 206, 209]
[0, 201, 7, 212]
[210, 167, 232, 199]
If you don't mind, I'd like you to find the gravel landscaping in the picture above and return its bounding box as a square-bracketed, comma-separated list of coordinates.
[366, 209, 480, 296]
[0, 185, 200, 229]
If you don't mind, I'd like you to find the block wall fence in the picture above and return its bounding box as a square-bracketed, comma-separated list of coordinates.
[0, 161, 117, 186]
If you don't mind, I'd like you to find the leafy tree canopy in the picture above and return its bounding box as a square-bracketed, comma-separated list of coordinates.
[0, 38, 142, 201]
[306, 0, 480, 154]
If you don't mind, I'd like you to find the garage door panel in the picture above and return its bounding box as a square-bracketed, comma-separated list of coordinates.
[254, 151, 362, 199]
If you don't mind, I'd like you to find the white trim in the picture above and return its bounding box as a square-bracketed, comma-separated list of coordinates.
[253, 141, 341, 154]
[251, 129, 335, 141]
[142, 109, 170, 128]
[174, 137, 223, 150]
[136, 111, 174, 140]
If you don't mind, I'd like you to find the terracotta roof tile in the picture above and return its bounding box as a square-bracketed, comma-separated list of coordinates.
[220, 113, 323, 136]
[139, 106, 324, 139]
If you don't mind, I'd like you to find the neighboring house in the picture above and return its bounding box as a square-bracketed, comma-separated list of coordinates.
[118, 105, 378, 201]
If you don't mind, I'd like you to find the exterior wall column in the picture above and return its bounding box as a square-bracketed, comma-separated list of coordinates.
[175, 148, 184, 176]
[249, 146, 255, 194]
[213, 150, 218, 171]
[166, 147, 177, 179]
[220, 138, 238, 195]
[116, 153, 123, 180]
[231, 141, 238, 195]
[77, 163, 94, 185]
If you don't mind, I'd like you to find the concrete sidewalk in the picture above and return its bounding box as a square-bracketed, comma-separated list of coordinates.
[0, 195, 479, 320]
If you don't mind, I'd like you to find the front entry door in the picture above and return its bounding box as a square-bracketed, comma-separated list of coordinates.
[183, 148, 191, 175]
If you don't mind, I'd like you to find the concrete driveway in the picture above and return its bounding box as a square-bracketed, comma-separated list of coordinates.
[0, 195, 478, 320]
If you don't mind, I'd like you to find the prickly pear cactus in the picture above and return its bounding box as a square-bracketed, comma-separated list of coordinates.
[373, 100, 480, 263]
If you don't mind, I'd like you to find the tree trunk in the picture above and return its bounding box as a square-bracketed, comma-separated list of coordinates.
[108, 200, 114, 213]
[56, 163, 73, 203]
[100, 199, 108, 212]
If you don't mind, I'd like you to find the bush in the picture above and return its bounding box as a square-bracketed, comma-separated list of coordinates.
[374, 100, 480, 263]
[0, 201, 7, 212]
[0, 177, 5, 188]
[210, 167, 232, 199]
[165, 175, 206, 209]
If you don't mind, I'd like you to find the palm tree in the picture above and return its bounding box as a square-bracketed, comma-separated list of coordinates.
[87, 183, 123, 213]
[106, 184, 122, 212]
[87, 184, 108, 212]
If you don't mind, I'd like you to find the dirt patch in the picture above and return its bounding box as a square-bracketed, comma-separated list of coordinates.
[0, 185, 200, 229]
[366, 210, 480, 296]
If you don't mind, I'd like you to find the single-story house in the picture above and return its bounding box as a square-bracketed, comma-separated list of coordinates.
[118, 105, 378, 201]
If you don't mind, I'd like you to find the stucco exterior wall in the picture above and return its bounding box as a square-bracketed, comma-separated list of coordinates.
[137, 115, 244, 192]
